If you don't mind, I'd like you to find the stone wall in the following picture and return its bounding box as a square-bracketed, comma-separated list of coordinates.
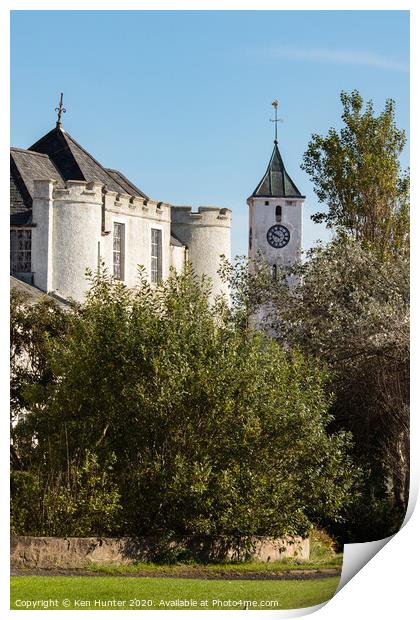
[11, 535, 309, 569]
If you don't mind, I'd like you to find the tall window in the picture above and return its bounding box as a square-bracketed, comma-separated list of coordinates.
[10, 229, 32, 273]
[113, 223, 125, 280]
[275, 205, 282, 222]
[151, 228, 162, 284]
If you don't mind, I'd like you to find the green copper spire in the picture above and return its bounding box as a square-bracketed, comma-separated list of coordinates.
[251, 101, 304, 199]
[252, 142, 304, 198]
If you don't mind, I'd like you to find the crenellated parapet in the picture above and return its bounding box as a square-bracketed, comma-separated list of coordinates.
[33, 179, 171, 221]
[171, 205, 231, 227]
[104, 190, 170, 221]
[171, 205, 232, 300]
[54, 180, 104, 203]
[32, 180, 104, 301]
[30, 179, 231, 302]
[33, 179, 104, 204]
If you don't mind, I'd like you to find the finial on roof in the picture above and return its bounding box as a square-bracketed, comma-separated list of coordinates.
[270, 99, 282, 144]
[55, 93, 66, 128]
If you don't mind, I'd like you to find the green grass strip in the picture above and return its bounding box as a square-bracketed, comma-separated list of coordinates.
[11, 575, 340, 610]
[83, 555, 342, 575]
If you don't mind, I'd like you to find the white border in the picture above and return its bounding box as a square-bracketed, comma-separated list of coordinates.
[3, 2, 417, 619]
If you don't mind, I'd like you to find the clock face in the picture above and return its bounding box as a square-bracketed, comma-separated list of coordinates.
[267, 224, 290, 248]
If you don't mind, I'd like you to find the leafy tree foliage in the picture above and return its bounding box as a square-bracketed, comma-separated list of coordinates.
[302, 90, 409, 257]
[11, 453, 121, 537]
[11, 267, 356, 540]
[10, 290, 71, 472]
[225, 239, 409, 541]
[10, 290, 69, 426]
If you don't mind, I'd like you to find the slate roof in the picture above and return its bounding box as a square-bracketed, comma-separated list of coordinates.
[10, 173, 31, 225]
[10, 275, 68, 308]
[170, 232, 185, 247]
[10, 148, 64, 225]
[11, 124, 150, 225]
[252, 142, 304, 199]
[106, 168, 148, 199]
[10, 275, 50, 303]
[29, 126, 148, 199]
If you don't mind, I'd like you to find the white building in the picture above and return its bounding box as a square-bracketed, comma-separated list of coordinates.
[247, 138, 305, 275]
[10, 112, 231, 302]
[246, 120, 305, 331]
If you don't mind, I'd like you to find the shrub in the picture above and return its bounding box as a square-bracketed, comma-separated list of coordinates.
[11, 267, 357, 539]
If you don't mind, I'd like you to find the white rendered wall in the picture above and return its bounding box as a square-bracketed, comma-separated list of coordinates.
[170, 244, 187, 273]
[248, 197, 304, 332]
[248, 197, 303, 266]
[31, 182, 229, 303]
[52, 181, 103, 301]
[32, 179, 55, 292]
[100, 194, 172, 288]
[171, 206, 231, 300]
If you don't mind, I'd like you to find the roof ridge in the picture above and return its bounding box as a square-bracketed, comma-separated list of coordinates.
[105, 167, 148, 200]
[11, 147, 51, 158]
[28, 125, 147, 199]
[29, 127, 84, 183]
[63, 131, 136, 193]
[63, 130, 110, 174]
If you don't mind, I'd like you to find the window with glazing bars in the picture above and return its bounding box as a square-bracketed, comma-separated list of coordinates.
[10, 229, 32, 272]
[113, 223, 124, 280]
[151, 228, 162, 283]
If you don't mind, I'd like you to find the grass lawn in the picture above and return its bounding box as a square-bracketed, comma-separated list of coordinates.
[84, 555, 343, 576]
[11, 575, 340, 610]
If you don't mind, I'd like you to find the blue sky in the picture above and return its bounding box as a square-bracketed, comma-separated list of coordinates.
[10, 10, 409, 258]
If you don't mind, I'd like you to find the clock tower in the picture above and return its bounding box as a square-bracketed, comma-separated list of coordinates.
[247, 102, 305, 276]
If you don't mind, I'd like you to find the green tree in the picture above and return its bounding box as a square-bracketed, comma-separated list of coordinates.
[302, 90, 409, 256]
[11, 267, 357, 542]
[10, 289, 70, 470]
[226, 240, 409, 542]
[220, 90, 410, 542]
[11, 452, 121, 537]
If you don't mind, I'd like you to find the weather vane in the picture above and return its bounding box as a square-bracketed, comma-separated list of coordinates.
[55, 93, 66, 128]
[270, 99, 283, 144]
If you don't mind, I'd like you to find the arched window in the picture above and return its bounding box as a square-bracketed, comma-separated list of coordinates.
[275, 205, 282, 222]
[271, 264, 277, 280]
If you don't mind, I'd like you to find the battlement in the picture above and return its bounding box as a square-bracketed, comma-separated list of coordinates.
[105, 191, 170, 220]
[32, 179, 170, 220]
[33, 179, 103, 203]
[55, 180, 104, 203]
[171, 205, 232, 227]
